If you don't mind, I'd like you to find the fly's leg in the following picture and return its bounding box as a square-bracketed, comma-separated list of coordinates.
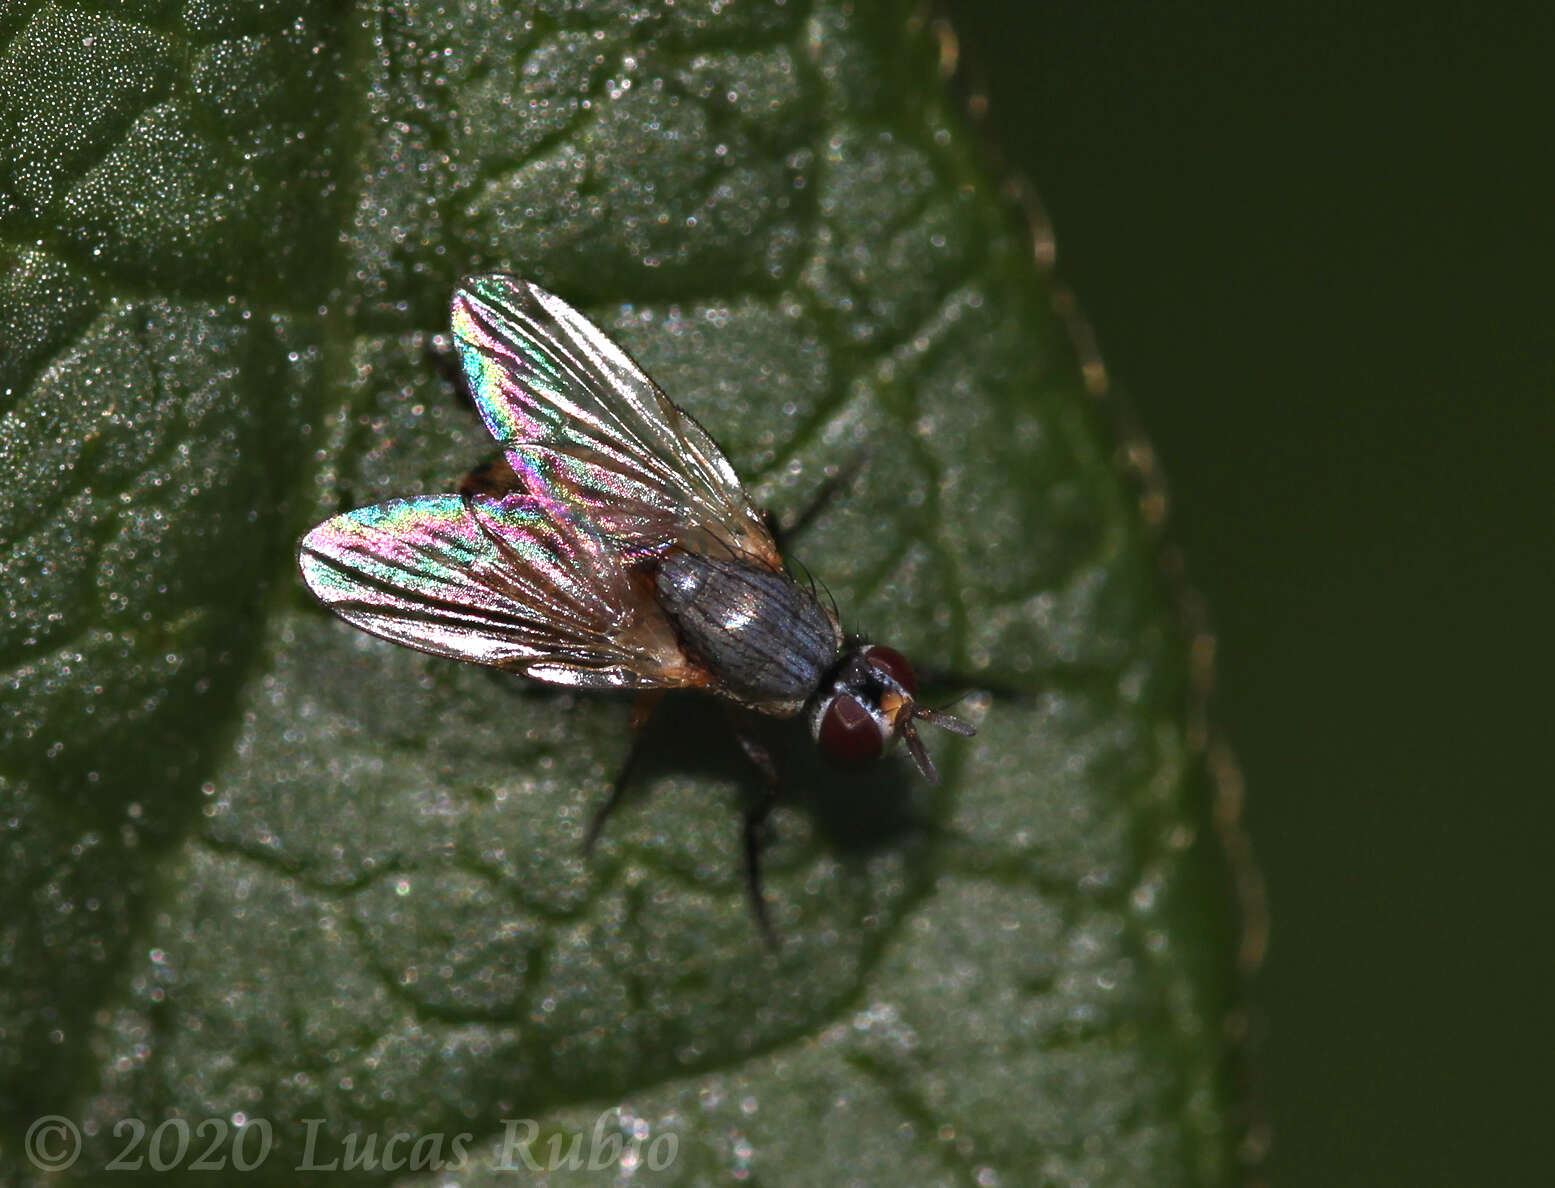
[459, 455, 524, 500]
[910, 669, 1023, 707]
[427, 335, 525, 499]
[743, 793, 780, 951]
[423, 332, 474, 409]
[768, 450, 869, 547]
[727, 708, 782, 950]
[584, 691, 664, 854]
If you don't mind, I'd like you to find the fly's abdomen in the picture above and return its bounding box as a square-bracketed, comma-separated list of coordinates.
[655, 552, 840, 711]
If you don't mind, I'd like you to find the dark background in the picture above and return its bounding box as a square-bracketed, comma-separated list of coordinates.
[952, 2, 1552, 1185]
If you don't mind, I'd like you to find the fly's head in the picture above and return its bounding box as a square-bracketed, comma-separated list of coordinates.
[807, 645, 977, 783]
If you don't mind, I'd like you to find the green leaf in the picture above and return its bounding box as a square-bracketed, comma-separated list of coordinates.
[1, 2, 1241, 1184]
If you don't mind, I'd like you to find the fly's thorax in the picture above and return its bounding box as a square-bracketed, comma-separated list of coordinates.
[653, 551, 842, 713]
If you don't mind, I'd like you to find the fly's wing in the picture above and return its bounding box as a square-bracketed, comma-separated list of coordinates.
[451, 275, 782, 568]
[298, 493, 706, 690]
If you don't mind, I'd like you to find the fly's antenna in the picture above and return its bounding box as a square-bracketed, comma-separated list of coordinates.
[913, 704, 977, 737]
[923, 687, 981, 719]
[899, 696, 976, 785]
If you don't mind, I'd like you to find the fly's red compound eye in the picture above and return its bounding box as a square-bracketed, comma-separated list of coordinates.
[818, 693, 885, 765]
[863, 645, 916, 694]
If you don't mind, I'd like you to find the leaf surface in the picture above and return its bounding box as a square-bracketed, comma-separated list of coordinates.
[0, 2, 1239, 1183]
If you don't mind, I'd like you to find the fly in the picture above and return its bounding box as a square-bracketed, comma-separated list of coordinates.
[299, 275, 976, 940]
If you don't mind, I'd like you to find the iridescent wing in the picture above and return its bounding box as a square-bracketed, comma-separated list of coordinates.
[451, 275, 782, 568]
[298, 493, 707, 690]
